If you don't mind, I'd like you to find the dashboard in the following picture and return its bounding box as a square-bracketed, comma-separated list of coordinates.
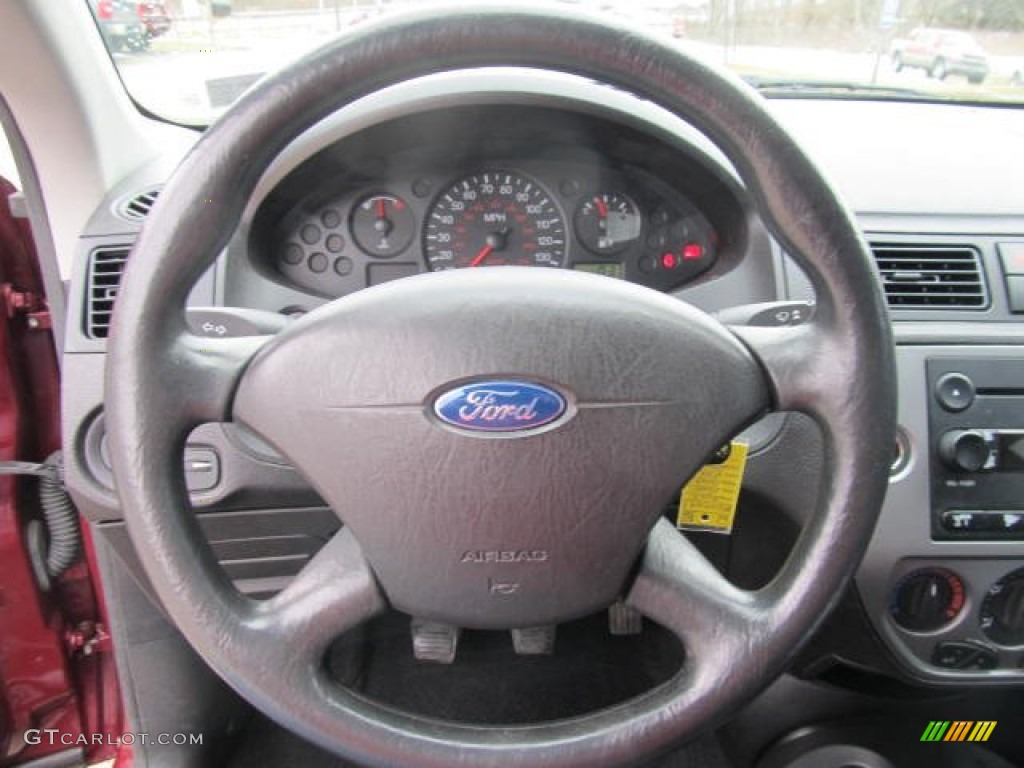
[60, 71, 1024, 693]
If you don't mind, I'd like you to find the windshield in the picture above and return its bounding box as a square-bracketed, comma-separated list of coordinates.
[89, 0, 1024, 126]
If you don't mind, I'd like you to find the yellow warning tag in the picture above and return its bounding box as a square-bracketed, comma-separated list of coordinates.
[676, 442, 749, 534]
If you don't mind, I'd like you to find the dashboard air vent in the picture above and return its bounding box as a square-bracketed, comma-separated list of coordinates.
[116, 187, 160, 222]
[85, 246, 130, 339]
[871, 243, 987, 309]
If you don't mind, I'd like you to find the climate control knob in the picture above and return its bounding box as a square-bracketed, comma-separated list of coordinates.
[890, 568, 965, 632]
[939, 430, 991, 473]
[980, 568, 1024, 646]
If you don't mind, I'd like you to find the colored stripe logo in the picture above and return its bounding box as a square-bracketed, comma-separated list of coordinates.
[920, 721, 996, 742]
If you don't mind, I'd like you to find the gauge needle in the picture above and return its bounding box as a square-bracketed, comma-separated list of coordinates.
[469, 244, 493, 267]
[594, 196, 609, 218]
[470, 228, 510, 267]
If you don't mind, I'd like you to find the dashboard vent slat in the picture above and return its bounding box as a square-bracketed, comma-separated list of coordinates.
[85, 246, 131, 339]
[116, 187, 161, 222]
[870, 244, 988, 309]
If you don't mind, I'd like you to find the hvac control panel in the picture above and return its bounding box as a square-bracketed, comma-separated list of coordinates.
[928, 358, 1024, 541]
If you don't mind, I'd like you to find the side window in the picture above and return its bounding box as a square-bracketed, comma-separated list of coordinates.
[0, 128, 20, 189]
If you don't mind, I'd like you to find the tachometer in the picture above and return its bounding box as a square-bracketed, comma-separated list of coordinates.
[424, 171, 566, 270]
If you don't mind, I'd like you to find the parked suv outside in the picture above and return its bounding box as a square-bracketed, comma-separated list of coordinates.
[891, 27, 989, 84]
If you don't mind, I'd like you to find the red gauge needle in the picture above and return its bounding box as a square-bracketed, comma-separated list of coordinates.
[593, 196, 609, 218]
[376, 198, 387, 218]
[469, 244, 493, 267]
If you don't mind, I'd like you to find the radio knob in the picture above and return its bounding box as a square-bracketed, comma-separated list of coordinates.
[939, 430, 990, 473]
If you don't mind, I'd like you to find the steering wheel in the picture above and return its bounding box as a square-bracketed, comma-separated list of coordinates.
[106, 7, 895, 768]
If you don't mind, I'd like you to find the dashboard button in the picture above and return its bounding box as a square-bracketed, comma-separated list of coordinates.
[300, 224, 321, 245]
[308, 253, 328, 273]
[1005, 275, 1024, 314]
[932, 641, 997, 671]
[942, 510, 1024, 535]
[932, 642, 975, 668]
[321, 209, 341, 229]
[939, 429, 991, 472]
[934, 372, 975, 412]
[334, 257, 353, 276]
[283, 243, 304, 265]
[941, 510, 978, 532]
[962, 650, 999, 670]
[998, 242, 1024, 275]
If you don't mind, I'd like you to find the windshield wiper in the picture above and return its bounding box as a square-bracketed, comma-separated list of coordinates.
[745, 77, 935, 100]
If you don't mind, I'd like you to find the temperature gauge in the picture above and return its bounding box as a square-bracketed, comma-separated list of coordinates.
[574, 193, 642, 255]
[351, 193, 415, 257]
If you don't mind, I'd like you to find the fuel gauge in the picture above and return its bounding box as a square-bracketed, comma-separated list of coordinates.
[351, 193, 415, 257]
[575, 193, 642, 255]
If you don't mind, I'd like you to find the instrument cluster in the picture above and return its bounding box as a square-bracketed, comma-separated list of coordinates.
[270, 162, 720, 298]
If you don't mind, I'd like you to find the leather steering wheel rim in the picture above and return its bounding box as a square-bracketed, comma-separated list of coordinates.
[106, 6, 896, 768]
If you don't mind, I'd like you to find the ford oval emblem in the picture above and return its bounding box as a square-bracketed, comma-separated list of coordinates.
[433, 380, 567, 434]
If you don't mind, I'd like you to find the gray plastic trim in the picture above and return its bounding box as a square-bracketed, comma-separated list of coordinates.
[856, 343, 1024, 683]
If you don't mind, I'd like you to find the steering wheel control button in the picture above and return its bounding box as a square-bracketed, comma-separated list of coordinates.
[411, 619, 460, 664]
[932, 642, 997, 671]
[889, 568, 965, 632]
[432, 380, 568, 435]
[511, 626, 556, 655]
[934, 372, 975, 412]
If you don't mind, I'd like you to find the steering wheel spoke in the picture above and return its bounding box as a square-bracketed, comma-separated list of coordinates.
[627, 519, 761, 672]
[168, 332, 271, 426]
[727, 322, 834, 415]
[246, 528, 386, 662]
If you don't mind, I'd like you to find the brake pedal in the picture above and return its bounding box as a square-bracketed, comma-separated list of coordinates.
[511, 626, 556, 655]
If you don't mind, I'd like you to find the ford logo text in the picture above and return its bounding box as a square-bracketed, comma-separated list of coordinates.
[433, 380, 567, 434]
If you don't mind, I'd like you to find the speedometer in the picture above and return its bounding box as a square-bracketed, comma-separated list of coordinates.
[424, 171, 566, 270]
